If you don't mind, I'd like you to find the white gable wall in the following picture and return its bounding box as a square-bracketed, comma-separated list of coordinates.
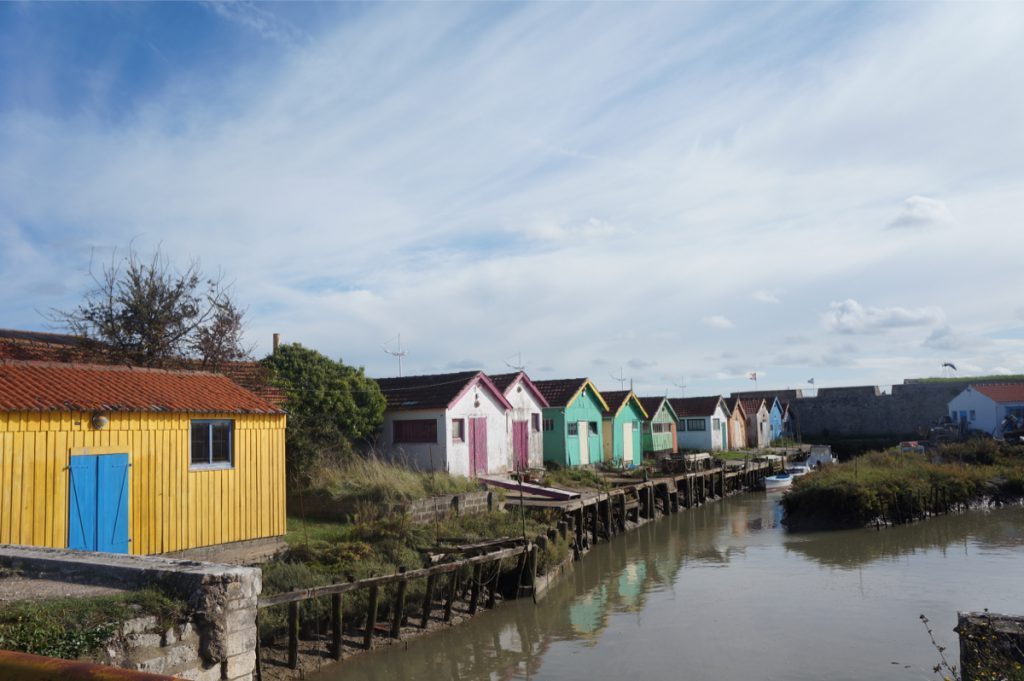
[381, 408, 448, 472]
[504, 377, 545, 470]
[449, 380, 511, 476]
[947, 388, 1021, 436]
[710, 402, 730, 451]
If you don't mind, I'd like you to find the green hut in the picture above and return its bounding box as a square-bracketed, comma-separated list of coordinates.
[599, 390, 648, 467]
[638, 396, 678, 457]
[534, 378, 609, 467]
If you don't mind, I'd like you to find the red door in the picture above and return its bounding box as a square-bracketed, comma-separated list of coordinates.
[469, 417, 488, 476]
[513, 420, 529, 471]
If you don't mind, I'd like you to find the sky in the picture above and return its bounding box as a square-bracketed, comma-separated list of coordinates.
[2, 2, 1024, 398]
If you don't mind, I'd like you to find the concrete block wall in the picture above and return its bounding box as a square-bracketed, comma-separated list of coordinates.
[296, 490, 496, 525]
[0, 545, 261, 681]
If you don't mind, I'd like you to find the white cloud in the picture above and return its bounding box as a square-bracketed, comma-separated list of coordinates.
[753, 290, 780, 304]
[823, 299, 945, 334]
[702, 316, 735, 330]
[886, 195, 955, 229]
[923, 326, 989, 352]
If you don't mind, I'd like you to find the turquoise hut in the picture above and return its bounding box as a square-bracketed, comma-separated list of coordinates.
[600, 390, 647, 467]
[638, 396, 679, 457]
[534, 378, 609, 467]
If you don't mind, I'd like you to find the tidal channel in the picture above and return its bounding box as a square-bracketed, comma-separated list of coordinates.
[310, 494, 1024, 681]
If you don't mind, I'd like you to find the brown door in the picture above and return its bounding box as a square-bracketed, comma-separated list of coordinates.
[513, 420, 529, 471]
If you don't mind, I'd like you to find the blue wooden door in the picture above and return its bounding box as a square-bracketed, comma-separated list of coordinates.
[68, 454, 129, 553]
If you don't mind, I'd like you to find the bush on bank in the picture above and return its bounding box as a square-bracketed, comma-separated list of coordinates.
[781, 443, 1024, 530]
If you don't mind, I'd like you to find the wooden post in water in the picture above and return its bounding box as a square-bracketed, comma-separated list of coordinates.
[421, 574, 436, 628]
[590, 504, 599, 543]
[331, 593, 343, 660]
[486, 561, 499, 609]
[288, 601, 300, 669]
[364, 585, 380, 650]
[617, 494, 626, 530]
[391, 568, 408, 639]
[443, 572, 458, 622]
[603, 498, 613, 536]
[469, 564, 483, 614]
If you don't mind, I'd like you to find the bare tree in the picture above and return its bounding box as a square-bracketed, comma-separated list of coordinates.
[53, 245, 251, 368]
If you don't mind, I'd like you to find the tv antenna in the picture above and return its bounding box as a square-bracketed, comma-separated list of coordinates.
[610, 366, 627, 390]
[672, 376, 688, 397]
[381, 333, 408, 377]
[504, 352, 526, 372]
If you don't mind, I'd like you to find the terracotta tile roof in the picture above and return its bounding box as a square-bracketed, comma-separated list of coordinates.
[216, 361, 287, 407]
[669, 396, 725, 417]
[0, 329, 287, 407]
[0, 328, 94, 363]
[533, 378, 589, 408]
[739, 397, 765, 414]
[376, 371, 511, 410]
[972, 384, 1024, 403]
[0, 360, 285, 414]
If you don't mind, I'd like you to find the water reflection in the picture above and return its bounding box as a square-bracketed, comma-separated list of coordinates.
[311, 498, 1024, 681]
[785, 506, 1024, 569]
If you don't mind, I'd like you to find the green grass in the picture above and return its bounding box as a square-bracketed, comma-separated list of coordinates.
[543, 466, 611, 490]
[306, 455, 483, 506]
[911, 374, 1024, 383]
[0, 588, 185, 660]
[781, 442, 1024, 530]
[717, 450, 752, 461]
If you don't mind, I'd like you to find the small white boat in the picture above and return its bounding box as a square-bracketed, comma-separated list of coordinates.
[764, 472, 793, 491]
[787, 464, 812, 478]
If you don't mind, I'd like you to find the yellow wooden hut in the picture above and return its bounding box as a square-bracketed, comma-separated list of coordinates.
[0, 360, 286, 555]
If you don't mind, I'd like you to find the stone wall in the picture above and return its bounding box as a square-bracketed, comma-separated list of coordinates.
[958, 611, 1024, 681]
[294, 490, 497, 525]
[792, 381, 983, 442]
[0, 545, 260, 681]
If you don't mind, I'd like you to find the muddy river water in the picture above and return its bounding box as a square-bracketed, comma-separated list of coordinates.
[310, 493, 1024, 681]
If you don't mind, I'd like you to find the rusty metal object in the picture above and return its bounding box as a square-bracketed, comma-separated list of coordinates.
[0, 649, 182, 680]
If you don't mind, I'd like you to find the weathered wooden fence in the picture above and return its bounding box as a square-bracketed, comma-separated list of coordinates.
[256, 541, 537, 675]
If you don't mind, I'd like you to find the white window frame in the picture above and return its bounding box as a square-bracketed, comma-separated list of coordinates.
[190, 419, 234, 470]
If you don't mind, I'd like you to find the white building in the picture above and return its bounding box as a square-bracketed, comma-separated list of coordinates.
[377, 371, 512, 477]
[668, 396, 731, 451]
[948, 383, 1024, 437]
[489, 371, 550, 472]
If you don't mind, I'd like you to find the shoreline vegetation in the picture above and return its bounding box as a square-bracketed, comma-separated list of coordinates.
[781, 440, 1024, 531]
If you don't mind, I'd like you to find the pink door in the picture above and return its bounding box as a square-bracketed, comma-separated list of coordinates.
[513, 421, 529, 471]
[469, 417, 488, 476]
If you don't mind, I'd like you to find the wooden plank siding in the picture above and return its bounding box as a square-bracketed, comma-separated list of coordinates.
[0, 410, 286, 554]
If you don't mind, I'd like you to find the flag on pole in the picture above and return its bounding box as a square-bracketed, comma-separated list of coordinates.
[808, 378, 815, 385]
[942, 362, 957, 371]
[748, 372, 757, 381]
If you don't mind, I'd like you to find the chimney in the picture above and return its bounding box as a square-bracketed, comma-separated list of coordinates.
[272, 333, 280, 354]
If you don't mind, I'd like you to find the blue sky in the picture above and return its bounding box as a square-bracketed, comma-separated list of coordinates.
[2, 2, 1024, 397]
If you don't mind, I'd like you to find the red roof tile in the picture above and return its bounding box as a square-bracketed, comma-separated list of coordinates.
[487, 372, 550, 408]
[738, 397, 765, 414]
[973, 384, 1024, 403]
[637, 396, 668, 419]
[0, 360, 284, 414]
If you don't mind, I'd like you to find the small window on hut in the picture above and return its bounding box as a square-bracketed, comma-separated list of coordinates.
[686, 419, 706, 431]
[452, 419, 465, 442]
[394, 419, 438, 444]
[532, 414, 541, 432]
[191, 420, 234, 469]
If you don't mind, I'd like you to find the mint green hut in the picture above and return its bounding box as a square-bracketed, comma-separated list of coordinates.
[534, 378, 609, 467]
[638, 396, 679, 457]
[600, 390, 648, 467]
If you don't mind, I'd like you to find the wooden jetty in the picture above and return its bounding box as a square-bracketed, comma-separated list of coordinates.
[255, 457, 778, 677]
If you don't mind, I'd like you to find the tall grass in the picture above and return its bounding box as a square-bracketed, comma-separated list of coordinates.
[782, 445, 1024, 530]
[307, 454, 483, 505]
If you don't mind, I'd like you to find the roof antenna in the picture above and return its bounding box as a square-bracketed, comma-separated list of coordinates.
[672, 376, 687, 397]
[611, 366, 627, 390]
[504, 352, 526, 372]
[382, 333, 407, 377]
